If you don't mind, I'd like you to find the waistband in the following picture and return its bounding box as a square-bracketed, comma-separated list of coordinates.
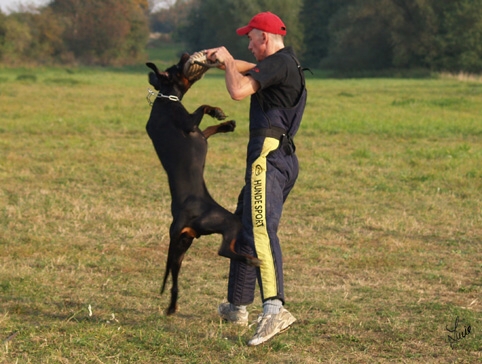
[250, 127, 296, 155]
[249, 126, 287, 140]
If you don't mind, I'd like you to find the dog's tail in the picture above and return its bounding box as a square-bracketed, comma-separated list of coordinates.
[160, 262, 170, 295]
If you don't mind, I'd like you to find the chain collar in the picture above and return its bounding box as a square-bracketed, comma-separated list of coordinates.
[146, 89, 180, 106]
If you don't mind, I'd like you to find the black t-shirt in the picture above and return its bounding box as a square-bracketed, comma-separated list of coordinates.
[245, 46, 303, 112]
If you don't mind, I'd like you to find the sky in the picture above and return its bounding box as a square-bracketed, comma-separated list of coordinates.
[0, 0, 52, 14]
[0, 0, 174, 14]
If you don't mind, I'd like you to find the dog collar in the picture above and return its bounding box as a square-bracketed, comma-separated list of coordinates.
[146, 89, 180, 106]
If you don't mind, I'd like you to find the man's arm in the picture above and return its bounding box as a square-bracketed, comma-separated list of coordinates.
[233, 59, 256, 73]
[223, 57, 259, 101]
[206, 47, 260, 101]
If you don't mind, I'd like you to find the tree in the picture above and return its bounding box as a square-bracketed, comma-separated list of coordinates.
[388, 0, 439, 69]
[150, 0, 197, 36]
[27, 8, 65, 63]
[320, 0, 394, 71]
[431, 0, 482, 73]
[177, 0, 304, 61]
[300, 0, 349, 68]
[48, 0, 149, 65]
[0, 14, 33, 63]
[303, 0, 482, 73]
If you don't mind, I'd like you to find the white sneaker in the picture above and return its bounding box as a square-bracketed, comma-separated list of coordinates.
[218, 302, 249, 326]
[247, 307, 296, 346]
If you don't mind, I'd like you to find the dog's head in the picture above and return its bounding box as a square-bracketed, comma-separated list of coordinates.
[146, 53, 196, 101]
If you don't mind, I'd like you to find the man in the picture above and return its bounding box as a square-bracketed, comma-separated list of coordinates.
[206, 11, 307, 346]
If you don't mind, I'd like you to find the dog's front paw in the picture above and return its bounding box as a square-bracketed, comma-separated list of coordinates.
[211, 107, 226, 120]
[218, 120, 236, 133]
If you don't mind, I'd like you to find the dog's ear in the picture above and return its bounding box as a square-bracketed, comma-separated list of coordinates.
[148, 71, 169, 90]
[179, 53, 190, 67]
[146, 62, 160, 74]
[148, 72, 159, 89]
[147, 62, 169, 90]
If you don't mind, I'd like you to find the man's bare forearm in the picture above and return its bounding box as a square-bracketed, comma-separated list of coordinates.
[234, 59, 256, 73]
[223, 58, 258, 100]
[206, 47, 258, 100]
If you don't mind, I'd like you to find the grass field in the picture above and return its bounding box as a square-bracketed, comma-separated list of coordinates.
[1, 55, 481, 363]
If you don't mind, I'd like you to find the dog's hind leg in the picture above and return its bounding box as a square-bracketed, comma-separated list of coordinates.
[216, 215, 261, 267]
[191, 207, 261, 267]
[162, 228, 195, 315]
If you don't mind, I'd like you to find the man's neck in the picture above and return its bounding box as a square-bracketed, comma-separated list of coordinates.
[265, 43, 284, 58]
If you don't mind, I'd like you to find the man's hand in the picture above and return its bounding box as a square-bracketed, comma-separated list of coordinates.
[206, 47, 256, 73]
[205, 47, 233, 66]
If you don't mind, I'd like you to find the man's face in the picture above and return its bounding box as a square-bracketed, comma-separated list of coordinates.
[247, 30, 267, 62]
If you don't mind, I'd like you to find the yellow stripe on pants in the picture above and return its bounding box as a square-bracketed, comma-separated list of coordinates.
[251, 137, 279, 300]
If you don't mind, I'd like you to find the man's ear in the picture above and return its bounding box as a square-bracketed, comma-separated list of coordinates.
[261, 31, 268, 43]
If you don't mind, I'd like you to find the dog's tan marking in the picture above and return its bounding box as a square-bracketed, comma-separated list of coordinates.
[180, 227, 198, 238]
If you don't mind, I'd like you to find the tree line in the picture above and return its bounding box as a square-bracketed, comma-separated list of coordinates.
[300, 0, 482, 73]
[1, 0, 481, 73]
[0, 0, 149, 66]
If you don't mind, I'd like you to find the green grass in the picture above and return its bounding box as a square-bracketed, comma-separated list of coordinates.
[0, 62, 481, 363]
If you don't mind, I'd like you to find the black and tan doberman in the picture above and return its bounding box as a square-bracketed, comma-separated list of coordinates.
[145, 54, 260, 315]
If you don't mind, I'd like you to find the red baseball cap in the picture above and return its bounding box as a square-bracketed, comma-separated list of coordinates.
[236, 12, 287, 36]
